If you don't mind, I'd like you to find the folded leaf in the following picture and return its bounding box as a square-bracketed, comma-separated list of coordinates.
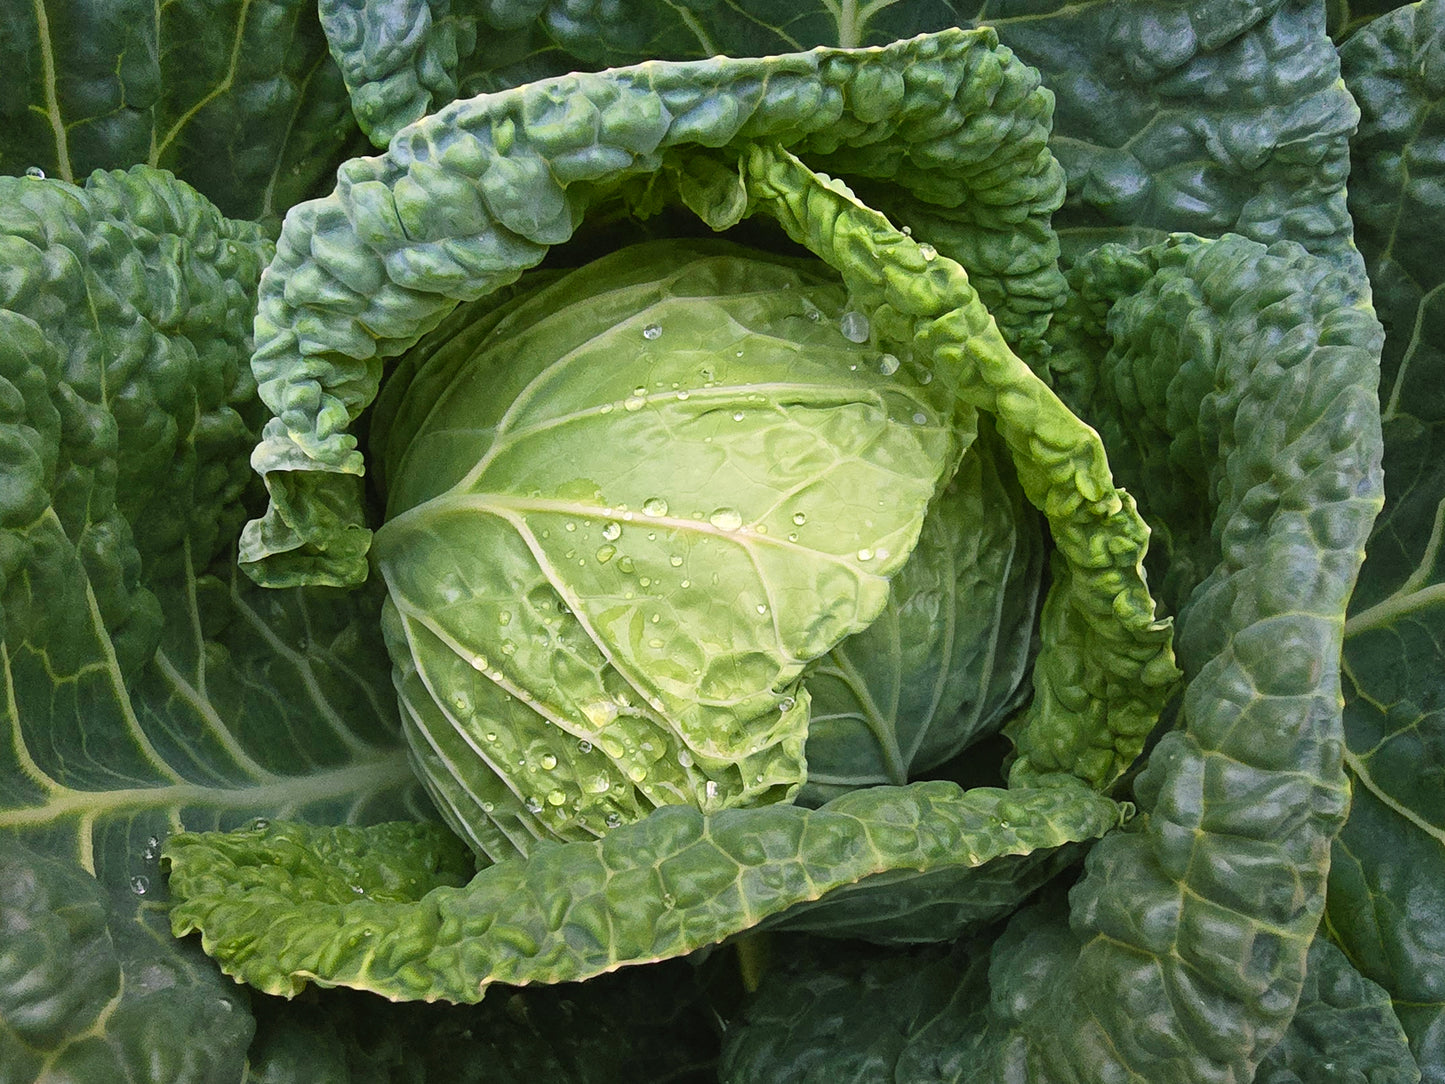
[164, 779, 1126, 1002]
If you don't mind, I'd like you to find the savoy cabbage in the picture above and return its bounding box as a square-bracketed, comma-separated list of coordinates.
[0, 1, 1439, 1081]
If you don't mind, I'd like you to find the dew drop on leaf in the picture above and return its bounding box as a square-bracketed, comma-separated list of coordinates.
[856, 548, 875, 562]
[778, 696, 796, 711]
[605, 812, 623, 828]
[677, 749, 694, 768]
[643, 496, 668, 516]
[839, 311, 870, 342]
[547, 789, 567, 806]
[709, 508, 743, 531]
[642, 323, 662, 340]
[24, 166, 44, 179]
[577, 739, 593, 753]
[669, 554, 684, 567]
[541, 753, 558, 770]
[918, 242, 937, 261]
[525, 796, 544, 813]
[130, 875, 149, 895]
[792, 511, 807, 526]
[878, 353, 900, 376]
[602, 521, 622, 541]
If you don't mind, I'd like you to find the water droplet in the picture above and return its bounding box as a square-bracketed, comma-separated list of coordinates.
[24, 166, 45, 179]
[787, 532, 798, 542]
[577, 739, 593, 753]
[778, 696, 797, 712]
[678, 749, 694, 768]
[676, 389, 690, 401]
[919, 242, 937, 262]
[755, 603, 769, 615]
[482, 801, 495, 813]
[351, 884, 365, 895]
[643, 496, 668, 517]
[525, 796, 544, 813]
[839, 311, 870, 342]
[617, 555, 636, 574]
[901, 224, 913, 236]
[547, 789, 567, 806]
[541, 753, 558, 770]
[624, 393, 646, 411]
[878, 353, 901, 376]
[706, 780, 719, 800]
[484, 731, 498, 742]
[130, 875, 149, 895]
[856, 548, 875, 562]
[594, 544, 616, 563]
[564, 522, 577, 532]
[627, 764, 648, 783]
[731, 410, 745, 422]
[668, 554, 684, 568]
[500, 640, 516, 656]
[642, 322, 662, 340]
[498, 610, 512, 626]
[912, 411, 928, 425]
[251, 818, 270, 832]
[472, 654, 489, 671]
[605, 812, 624, 829]
[802, 300, 822, 322]
[792, 511, 807, 526]
[142, 836, 161, 861]
[680, 579, 691, 588]
[452, 692, 472, 712]
[709, 507, 743, 531]
[600, 402, 614, 414]
[602, 521, 622, 541]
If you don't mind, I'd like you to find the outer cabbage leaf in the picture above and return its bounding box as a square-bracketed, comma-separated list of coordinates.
[240, 27, 1065, 595]
[0, 168, 427, 1081]
[317, 0, 1360, 275]
[720, 915, 1418, 1084]
[718, 232, 1384, 1080]
[0, 0, 363, 223]
[1332, 4, 1445, 1077]
[164, 778, 1125, 1002]
[370, 240, 965, 858]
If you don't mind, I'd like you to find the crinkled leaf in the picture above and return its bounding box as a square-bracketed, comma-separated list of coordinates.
[719, 912, 1418, 1083]
[318, 1, 1359, 273]
[1254, 938, 1419, 1084]
[963, 232, 1381, 1081]
[740, 142, 1176, 791]
[1332, 4, 1445, 1077]
[0, 168, 425, 1080]
[0, 0, 362, 223]
[163, 778, 1125, 1002]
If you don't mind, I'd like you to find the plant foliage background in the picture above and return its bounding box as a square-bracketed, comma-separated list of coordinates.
[0, 0, 1441, 1080]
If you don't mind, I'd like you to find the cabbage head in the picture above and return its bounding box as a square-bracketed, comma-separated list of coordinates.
[365, 238, 1043, 857]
